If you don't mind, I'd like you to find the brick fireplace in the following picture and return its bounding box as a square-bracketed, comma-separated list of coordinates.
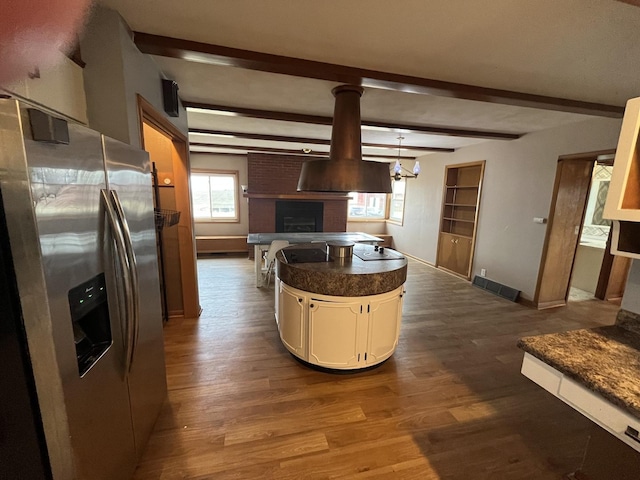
[246, 153, 349, 234]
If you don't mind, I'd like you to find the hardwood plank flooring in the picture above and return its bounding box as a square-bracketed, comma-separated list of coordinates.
[133, 256, 619, 479]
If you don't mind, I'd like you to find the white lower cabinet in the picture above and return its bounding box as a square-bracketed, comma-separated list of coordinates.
[521, 352, 640, 453]
[278, 281, 306, 358]
[277, 282, 404, 370]
[309, 300, 364, 369]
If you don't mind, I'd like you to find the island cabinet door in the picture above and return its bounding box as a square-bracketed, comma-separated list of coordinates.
[365, 288, 403, 365]
[308, 300, 367, 369]
[278, 283, 307, 358]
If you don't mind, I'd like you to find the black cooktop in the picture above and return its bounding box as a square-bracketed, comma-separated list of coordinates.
[282, 248, 330, 264]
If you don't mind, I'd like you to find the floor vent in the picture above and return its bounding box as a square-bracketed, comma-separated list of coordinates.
[472, 276, 520, 302]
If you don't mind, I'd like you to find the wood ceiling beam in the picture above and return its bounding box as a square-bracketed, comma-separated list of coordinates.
[135, 32, 624, 118]
[188, 128, 455, 152]
[189, 142, 416, 160]
[185, 102, 518, 140]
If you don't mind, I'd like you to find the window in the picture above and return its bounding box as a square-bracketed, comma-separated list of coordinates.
[191, 170, 239, 222]
[580, 165, 612, 247]
[348, 192, 387, 219]
[388, 179, 406, 223]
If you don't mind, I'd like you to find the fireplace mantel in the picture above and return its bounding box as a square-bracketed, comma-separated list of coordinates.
[244, 193, 350, 200]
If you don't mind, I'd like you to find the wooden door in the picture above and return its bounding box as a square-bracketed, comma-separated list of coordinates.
[308, 300, 362, 368]
[438, 232, 472, 277]
[437, 233, 456, 272]
[454, 237, 473, 275]
[595, 227, 632, 301]
[535, 159, 595, 308]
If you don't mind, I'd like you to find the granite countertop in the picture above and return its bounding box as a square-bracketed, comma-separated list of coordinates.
[518, 311, 640, 419]
[276, 243, 408, 297]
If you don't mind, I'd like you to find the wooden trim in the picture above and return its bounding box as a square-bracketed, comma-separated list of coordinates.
[558, 149, 616, 162]
[190, 151, 247, 157]
[196, 235, 248, 254]
[134, 32, 624, 118]
[189, 142, 416, 160]
[401, 251, 436, 267]
[189, 128, 454, 152]
[138, 95, 201, 319]
[137, 94, 187, 145]
[186, 102, 520, 140]
[244, 193, 349, 200]
[536, 299, 568, 309]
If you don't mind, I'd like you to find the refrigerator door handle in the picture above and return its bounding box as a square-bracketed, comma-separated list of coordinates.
[109, 190, 140, 372]
[101, 189, 135, 376]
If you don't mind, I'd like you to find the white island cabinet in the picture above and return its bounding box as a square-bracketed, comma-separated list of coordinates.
[276, 281, 404, 370]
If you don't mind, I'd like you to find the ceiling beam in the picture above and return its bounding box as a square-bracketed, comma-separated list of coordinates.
[189, 142, 416, 160]
[185, 102, 519, 140]
[188, 128, 455, 152]
[135, 32, 624, 118]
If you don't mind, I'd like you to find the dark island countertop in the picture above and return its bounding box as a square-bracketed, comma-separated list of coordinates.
[518, 311, 640, 420]
[276, 243, 408, 297]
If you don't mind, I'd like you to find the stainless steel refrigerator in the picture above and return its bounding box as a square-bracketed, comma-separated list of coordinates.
[0, 99, 167, 479]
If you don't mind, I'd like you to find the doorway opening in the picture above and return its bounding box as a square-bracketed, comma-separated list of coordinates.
[534, 150, 630, 309]
[137, 95, 201, 320]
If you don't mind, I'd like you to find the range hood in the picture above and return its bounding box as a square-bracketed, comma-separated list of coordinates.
[297, 85, 392, 193]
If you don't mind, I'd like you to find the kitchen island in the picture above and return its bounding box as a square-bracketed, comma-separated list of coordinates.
[274, 243, 407, 371]
[247, 232, 383, 287]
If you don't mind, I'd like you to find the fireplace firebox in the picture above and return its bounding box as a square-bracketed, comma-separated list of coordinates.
[276, 201, 323, 233]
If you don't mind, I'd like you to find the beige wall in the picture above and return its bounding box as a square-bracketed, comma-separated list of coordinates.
[190, 154, 249, 236]
[571, 244, 606, 294]
[81, 6, 188, 148]
[622, 261, 639, 314]
[388, 117, 622, 301]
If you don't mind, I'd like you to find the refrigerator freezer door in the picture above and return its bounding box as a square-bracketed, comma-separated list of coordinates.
[0, 188, 52, 480]
[103, 135, 167, 458]
[21, 107, 137, 479]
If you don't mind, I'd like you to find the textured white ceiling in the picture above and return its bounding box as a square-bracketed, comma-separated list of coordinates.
[99, 0, 640, 157]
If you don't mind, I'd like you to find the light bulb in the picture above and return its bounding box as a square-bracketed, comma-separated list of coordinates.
[394, 160, 402, 174]
[413, 161, 421, 176]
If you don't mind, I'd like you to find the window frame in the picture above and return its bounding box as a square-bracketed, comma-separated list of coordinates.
[347, 191, 389, 221]
[387, 178, 406, 225]
[190, 169, 240, 223]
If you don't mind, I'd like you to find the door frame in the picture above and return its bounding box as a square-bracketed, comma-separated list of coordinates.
[137, 95, 201, 319]
[534, 149, 616, 309]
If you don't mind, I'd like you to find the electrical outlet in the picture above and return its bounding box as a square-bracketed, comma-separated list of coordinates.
[480, 268, 486, 277]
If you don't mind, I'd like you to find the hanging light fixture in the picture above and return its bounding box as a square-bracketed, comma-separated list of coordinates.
[392, 136, 420, 181]
[297, 85, 392, 193]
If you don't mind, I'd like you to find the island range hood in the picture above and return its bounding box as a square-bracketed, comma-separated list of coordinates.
[297, 85, 392, 193]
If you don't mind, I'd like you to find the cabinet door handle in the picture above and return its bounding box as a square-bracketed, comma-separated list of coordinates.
[310, 303, 314, 308]
[451, 238, 455, 243]
[298, 298, 302, 302]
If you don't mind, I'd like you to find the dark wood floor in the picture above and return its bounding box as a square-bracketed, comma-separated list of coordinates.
[133, 256, 619, 480]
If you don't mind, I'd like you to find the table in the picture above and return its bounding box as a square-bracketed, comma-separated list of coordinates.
[247, 232, 383, 287]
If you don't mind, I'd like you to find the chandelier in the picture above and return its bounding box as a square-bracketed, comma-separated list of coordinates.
[391, 136, 420, 181]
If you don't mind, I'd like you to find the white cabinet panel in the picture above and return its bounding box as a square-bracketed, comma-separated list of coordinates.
[521, 352, 640, 453]
[521, 353, 562, 396]
[309, 300, 362, 369]
[367, 291, 403, 364]
[279, 282, 306, 358]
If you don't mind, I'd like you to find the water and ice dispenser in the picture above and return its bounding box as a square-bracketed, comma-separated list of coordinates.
[68, 273, 112, 376]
